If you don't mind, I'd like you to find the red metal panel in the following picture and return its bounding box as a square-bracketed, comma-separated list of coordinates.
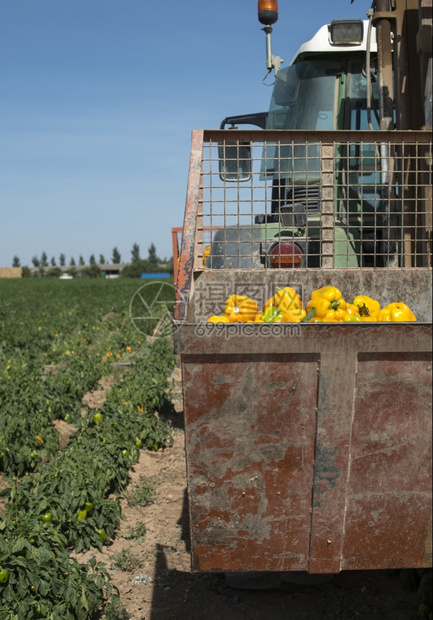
[341, 353, 432, 570]
[183, 354, 319, 572]
[178, 324, 432, 573]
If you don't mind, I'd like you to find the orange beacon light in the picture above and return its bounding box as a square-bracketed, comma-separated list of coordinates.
[258, 0, 278, 26]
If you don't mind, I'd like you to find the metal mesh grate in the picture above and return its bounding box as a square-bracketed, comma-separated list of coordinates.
[193, 130, 432, 271]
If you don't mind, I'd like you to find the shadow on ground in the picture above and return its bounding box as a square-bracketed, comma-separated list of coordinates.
[147, 489, 421, 620]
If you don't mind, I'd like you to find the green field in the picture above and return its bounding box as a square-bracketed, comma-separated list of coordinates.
[0, 278, 176, 619]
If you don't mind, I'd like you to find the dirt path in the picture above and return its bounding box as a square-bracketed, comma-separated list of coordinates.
[73, 366, 421, 620]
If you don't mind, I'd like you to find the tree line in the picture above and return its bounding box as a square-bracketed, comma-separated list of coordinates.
[12, 243, 173, 278]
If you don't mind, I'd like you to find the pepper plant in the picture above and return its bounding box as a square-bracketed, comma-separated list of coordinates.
[0, 278, 176, 617]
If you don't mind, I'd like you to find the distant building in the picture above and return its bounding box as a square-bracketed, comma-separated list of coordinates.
[99, 264, 127, 279]
[0, 267, 22, 278]
[25, 261, 172, 278]
[29, 264, 128, 278]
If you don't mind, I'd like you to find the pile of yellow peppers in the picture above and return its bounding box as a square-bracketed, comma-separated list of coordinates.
[207, 286, 417, 323]
[305, 287, 416, 322]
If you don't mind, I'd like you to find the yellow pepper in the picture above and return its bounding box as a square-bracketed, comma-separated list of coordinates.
[224, 295, 258, 322]
[321, 309, 338, 322]
[309, 286, 342, 303]
[264, 287, 303, 316]
[344, 303, 360, 316]
[334, 307, 347, 321]
[353, 295, 381, 319]
[344, 314, 363, 322]
[207, 315, 230, 323]
[280, 308, 307, 323]
[310, 297, 331, 319]
[225, 294, 246, 309]
[307, 286, 344, 320]
[378, 302, 417, 322]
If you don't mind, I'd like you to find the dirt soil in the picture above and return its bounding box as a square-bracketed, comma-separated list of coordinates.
[72, 366, 420, 620]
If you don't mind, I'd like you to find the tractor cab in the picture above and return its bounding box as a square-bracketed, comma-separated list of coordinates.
[211, 20, 386, 269]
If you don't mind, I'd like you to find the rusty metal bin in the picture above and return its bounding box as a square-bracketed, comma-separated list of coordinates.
[174, 129, 432, 574]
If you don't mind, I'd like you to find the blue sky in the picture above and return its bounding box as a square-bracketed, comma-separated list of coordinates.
[0, 0, 368, 268]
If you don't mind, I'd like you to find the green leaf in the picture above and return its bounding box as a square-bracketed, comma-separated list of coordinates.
[39, 578, 51, 597]
[80, 586, 89, 611]
[11, 538, 26, 554]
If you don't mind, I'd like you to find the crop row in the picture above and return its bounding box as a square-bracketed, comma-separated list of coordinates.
[0, 279, 175, 618]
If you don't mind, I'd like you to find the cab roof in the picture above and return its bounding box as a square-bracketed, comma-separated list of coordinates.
[291, 19, 377, 64]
